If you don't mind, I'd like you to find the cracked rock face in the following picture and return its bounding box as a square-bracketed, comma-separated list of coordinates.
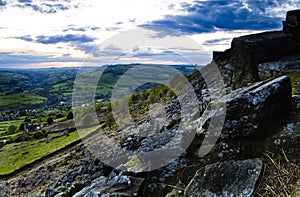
[258, 56, 300, 83]
[184, 158, 263, 197]
[222, 76, 291, 139]
[198, 76, 292, 140]
[214, 10, 300, 89]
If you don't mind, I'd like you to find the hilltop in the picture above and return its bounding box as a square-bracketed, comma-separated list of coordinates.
[1, 9, 300, 197]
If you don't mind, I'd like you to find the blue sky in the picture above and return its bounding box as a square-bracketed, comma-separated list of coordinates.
[0, 0, 299, 68]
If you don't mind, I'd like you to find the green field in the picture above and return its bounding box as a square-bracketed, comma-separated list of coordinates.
[0, 120, 23, 129]
[0, 125, 101, 175]
[0, 120, 24, 134]
[50, 79, 74, 96]
[0, 92, 47, 111]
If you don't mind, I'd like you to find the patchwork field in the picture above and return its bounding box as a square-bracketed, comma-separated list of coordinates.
[0, 92, 47, 111]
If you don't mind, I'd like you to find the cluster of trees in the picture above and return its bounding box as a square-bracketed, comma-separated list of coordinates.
[100, 69, 202, 130]
[100, 83, 178, 130]
[0, 109, 75, 147]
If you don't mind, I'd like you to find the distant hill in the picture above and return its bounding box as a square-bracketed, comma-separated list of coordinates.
[0, 64, 195, 112]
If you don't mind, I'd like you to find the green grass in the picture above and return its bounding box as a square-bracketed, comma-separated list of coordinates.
[0, 124, 101, 175]
[77, 124, 102, 138]
[0, 120, 23, 134]
[287, 72, 300, 95]
[0, 92, 47, 111]
[0, 131, 25, 141]
[0, 132, 79, 175]
[54, 117, 67, 123]
[0, 120, 23, 129]
[50, 80, 74, 94]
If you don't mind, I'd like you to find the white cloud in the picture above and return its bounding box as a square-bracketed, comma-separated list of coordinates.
[191, 30, 264, 52]
[0, 0, 194, 66]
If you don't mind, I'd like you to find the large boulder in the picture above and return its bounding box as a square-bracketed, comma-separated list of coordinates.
[258, 57, 300, 81]
[283, 9, 300, 37]
[213, 10, 300, 89]
[73, 172, 144, 197]
[195, 122, 300, 164]
[184, 158, 263, 197]
[231, 31, 300, 88]
[213, 49, 232, 87]
[197, 75, 292, 140]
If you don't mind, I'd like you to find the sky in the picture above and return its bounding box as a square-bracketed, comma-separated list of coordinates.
[0, 0, 299, 68]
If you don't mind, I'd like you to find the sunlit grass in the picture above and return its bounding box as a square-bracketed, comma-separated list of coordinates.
[0, 92, 47, 111]
[0, 125, 101, 175]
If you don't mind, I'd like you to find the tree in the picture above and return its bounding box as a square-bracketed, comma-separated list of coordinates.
[107, 102, 112, 112]
[95, 103, 101, 112]
[105, 112, 116, 129]
[19, 123, 25, 131]
[67, 111, 74, 120]
[32, 129, 47, 140]
[7, 125, 17, 134]
[24, 117, 31, 123]
[47, 117, 54, 125]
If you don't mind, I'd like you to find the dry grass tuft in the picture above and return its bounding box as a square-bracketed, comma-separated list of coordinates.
[255, 150, 300, 197]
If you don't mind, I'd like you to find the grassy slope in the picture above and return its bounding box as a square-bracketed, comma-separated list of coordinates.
[0, 120, 23, 133]
[0, 125, 100, 175]
[0, 92, 47, 110]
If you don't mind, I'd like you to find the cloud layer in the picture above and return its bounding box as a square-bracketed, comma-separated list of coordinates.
[16, 34, 95, 44]
[1, 0, 299, 68]
[11, 0, 75, 13]
[142, 0, 299, 34]
[0, 0, 6, 6]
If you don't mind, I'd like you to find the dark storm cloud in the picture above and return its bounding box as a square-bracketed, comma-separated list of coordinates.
[0, 0, 6, 6]
[14, 34, 95, 45]
[14, 35, 34, 42]
[35, 34, 95, 44]
[141, 0, 299, 35]
[18, 0, 32, 3]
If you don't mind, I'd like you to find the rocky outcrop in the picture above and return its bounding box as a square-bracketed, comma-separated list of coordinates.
[258, 56, 300, 81]
[215, 9, 300, 89]
[231, 31, 300, 88]
[73, 172, 144, 197]
[283, 9, 300, 37]
[184, 159, 263, 197]
[197, 75, 292, 140]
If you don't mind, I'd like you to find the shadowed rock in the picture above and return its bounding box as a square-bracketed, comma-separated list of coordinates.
[73, 172, 144, 197]
[231, 31, 300, 88]
[184, 158, 263, 197]
[197, 76, 292, 140]
[283, 9, 300, 37]
[214, 9, 300, 89]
